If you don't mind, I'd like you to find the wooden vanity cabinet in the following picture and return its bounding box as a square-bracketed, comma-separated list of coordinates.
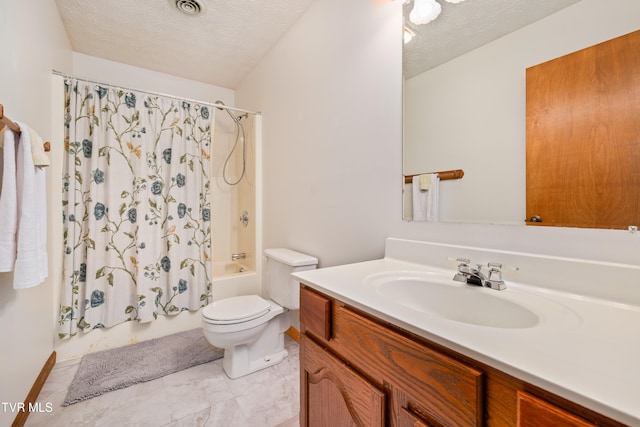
[299, 285, 626, 427]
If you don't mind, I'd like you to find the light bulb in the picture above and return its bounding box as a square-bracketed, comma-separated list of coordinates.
[404, 27, 416, 44]
[410, 0, 441, 25]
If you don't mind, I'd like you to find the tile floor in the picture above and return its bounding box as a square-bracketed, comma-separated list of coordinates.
[26, 336, 300, 427]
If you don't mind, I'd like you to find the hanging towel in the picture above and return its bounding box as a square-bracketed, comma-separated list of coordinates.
[0, 126, 18, 271]
[12, 121, 48, 288]
[426, 173, 440, 222]
[26, 125, 50, 167]
[412, 174, 440, 222]
[412, 176, 428, 221]
[419, 173, 432, 191]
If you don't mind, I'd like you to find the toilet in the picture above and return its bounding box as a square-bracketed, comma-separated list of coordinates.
[202, 248, 318, 379]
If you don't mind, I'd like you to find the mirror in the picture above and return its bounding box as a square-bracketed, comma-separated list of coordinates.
[402, 0, 640, 226]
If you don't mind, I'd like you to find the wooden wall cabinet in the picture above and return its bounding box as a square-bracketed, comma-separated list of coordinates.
[299, 285, 626, 427]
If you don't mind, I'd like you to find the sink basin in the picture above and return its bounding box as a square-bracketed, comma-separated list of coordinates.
[365, 271, 539, 329]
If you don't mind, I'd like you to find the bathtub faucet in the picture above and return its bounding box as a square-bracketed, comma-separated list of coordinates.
[231, 252, 246, 261]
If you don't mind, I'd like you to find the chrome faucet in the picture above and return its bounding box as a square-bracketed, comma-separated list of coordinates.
[453, 258, 506, 290]
[231, 252, 246, 261]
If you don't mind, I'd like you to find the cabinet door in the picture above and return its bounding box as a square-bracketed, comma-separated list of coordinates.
[301, 335, 386, 427]
[517, 391, 596, 427]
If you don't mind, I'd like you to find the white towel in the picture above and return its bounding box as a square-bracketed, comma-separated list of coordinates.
[426, 174, 440, 222]
[412, 174, 439, 222]
[412, 176, 428, 221]
[27, 125, 50, 167]
[0, 126, 18, 271]
[418, 173, 432, 191]
[12, 121, 48, 288]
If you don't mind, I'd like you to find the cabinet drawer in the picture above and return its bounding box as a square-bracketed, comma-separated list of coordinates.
[333, 305, 483, 427]
[300, 286, 331, 341]
[517, 391, 596, 427]
[301, 334, 386, 426]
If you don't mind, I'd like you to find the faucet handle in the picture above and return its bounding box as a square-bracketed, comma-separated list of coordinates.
[456, 258, 481, 277]
[453, 258, 471, 282]
[487, 262, 502, 279]
[485, 262, 507, 290]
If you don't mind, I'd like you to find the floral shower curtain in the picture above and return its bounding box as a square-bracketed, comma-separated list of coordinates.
[58, 79, 213, 338]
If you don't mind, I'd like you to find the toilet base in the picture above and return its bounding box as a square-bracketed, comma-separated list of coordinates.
[223, 347, 288, 379]
[220, 309, 291, 379]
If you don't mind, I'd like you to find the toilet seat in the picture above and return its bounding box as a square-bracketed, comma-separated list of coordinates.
[202, 295, 271, 325]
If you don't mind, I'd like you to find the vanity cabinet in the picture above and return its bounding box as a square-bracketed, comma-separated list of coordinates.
[299, 285, 626, 427]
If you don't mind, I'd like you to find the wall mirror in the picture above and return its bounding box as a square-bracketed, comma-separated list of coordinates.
[402, 0, 640, 228]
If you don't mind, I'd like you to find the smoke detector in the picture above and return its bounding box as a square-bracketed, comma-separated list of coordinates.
[174, 0, 204, 15]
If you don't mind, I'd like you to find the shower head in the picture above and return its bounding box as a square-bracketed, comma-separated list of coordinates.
[215, 100, 241, 123]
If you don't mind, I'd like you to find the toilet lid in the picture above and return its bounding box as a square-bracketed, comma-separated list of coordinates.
[202, 295, 271, 323]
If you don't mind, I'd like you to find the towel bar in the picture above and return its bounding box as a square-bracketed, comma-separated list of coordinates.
[404, 169, 464, 184]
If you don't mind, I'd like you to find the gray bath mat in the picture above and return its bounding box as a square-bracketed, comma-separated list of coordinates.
[63, 328, 223, 406]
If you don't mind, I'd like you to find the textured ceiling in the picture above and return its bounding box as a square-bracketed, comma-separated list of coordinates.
[55, 0, 584, 89]
[55, 0, 315, 89]
[403, 0, 583, 79]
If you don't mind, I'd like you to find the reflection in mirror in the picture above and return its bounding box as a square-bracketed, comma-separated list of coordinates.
[402, 0, 640, 226]
[526, 30, 640, 230]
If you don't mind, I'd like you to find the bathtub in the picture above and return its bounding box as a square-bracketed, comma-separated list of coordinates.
[213, 260, 250, 276]
[211, 260, 259, 301]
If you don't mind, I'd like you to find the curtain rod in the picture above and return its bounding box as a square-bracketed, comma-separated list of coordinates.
[51, 70, 261, 116]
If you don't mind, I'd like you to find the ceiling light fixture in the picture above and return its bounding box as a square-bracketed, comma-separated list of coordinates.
[404, 26, 416, 44]
[410, 0, 441, 25]
[404, 0, 467, 26]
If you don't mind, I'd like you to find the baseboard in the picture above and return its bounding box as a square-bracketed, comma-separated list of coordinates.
[12, 351, 56, 427]
[285, 326, 300, 343]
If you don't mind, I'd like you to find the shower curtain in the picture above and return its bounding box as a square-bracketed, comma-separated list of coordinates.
[58, 79, 213, 338]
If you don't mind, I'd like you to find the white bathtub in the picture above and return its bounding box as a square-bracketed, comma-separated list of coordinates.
[213, 260, 250, 276]
[211, 261, 259, 301]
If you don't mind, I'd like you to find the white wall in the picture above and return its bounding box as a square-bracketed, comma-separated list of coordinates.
[53, 54, 239, 361]
[0, 2, 72, 426]
[71, 53, 235, 104]
[237, 0, 639, 283]
[236, 0, 402, 268]
[404, 0, 640, 225]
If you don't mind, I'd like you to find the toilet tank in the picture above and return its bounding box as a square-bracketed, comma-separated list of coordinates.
[264, 248, 318, 309]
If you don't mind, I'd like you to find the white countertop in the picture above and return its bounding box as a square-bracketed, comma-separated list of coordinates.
[293, 257, 640, 425]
